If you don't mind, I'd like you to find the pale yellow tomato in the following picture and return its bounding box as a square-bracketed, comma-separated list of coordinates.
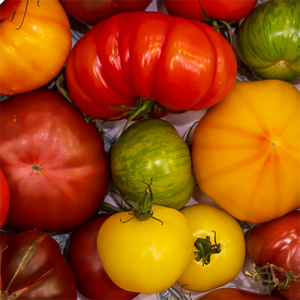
[0, 0, 71, 95]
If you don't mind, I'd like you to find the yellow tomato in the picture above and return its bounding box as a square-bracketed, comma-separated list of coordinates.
[97, 205, 193, 294]
[192, 80, 300, 223]
[176, 204, 246, 293]
[0, 0, 71, 95]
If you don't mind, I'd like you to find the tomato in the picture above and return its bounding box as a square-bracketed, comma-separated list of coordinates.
[0, 230, 77, 299]
[0, 0, 21, 20]
[0, 169, 10, 228]
[176, 204, 245, 293]
[246, 210, 300, 300]
[59, 0, 153, 27]
[237, 0, 300, 82]
[0, 89, 111, 233]
[65, 213, 139, 300]
[192, 80, 300, 223]
[0, 0, 71, 95]
[163, 0, 258, 22]
[97, 204, 193, 294]
[65, 11, 237, 119]
[111, 119, 194, 210]
[198, 288, 281, 299]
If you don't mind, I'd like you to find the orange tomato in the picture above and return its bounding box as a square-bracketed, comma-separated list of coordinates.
[0, 0, 71, 95]
[192, 80, 300, 223]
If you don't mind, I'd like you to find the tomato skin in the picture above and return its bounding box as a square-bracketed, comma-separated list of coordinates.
[163, 0, 258, 22]
[0, 89, 110, 233]
[65, 213, 139, 300]
[65, 11, 237, 119]
[199, 288, 281, 299]
[0, 230, 77, 299]
[59, 0, 153, 26]
[0, 0, 21, 21]
[246, 211, 300, 300]
[176, 204, 246, 293]
[97, 205, 193, 294]
[0, 0, 71, 95]
[192, 80, 300, 223]
[0, 169, 10, 228]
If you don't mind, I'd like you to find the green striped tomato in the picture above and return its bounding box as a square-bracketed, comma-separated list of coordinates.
[111, 119, 194, 210]
[237, 0, 300, 82]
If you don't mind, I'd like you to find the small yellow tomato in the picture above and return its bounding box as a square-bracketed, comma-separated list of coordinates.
[0, 0, 71, 95]
[176, 204, 246, 293]
[97, 205, 193, 294]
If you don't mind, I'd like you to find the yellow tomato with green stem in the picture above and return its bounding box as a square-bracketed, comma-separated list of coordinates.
[176, 203, 246, 293]
[0, 0, 71, 95]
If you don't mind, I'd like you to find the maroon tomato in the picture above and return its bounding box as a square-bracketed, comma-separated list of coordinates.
[0, 89, 111, 233]
[65, 213, 139, 300]
[163, 0, 258, 22]
[59, 0, 153, 26]
[199, 288, 281, 299]
[0, 230, 77, 299]
[0, 0, 21, 21]
[65, 12, 237, 120]
[246, 211, 300, 300]
[0, 169, 10, 228]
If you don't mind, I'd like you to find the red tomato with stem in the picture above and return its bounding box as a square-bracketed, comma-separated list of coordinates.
[0, 0, 21, 21]
[0, 169, 10, 228]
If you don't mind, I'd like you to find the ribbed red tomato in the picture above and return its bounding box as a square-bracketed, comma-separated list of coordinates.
[0, 169, 10, 228]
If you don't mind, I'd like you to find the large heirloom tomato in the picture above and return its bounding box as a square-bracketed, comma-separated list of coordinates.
[163, 0, 258, 22]
[111, 119, 194, 210]
[65, 11, 237, 120]
[0, 169, 10, 228]
[0, 230, 77, 299]
[65, 213, 139, 300]
[97, 205, 193, 294]
[0, 89, 110, 233]
[237, 0, 300, 82]
[0, 0, 21, 21]
[0, 0, 71, 95]
[59, 0, 153, 27]
[176, 204, 245, 293]
[192, 80, 300, 224]
[246, 211, 300, 300]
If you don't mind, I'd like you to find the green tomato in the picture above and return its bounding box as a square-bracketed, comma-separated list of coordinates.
[237, 0, 300, 82]
[111, 119, 194, 210]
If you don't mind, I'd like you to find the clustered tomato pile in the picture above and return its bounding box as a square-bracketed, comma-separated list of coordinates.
[0, 0, 299, 299]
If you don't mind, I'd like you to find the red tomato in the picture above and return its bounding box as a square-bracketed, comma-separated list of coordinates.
[0, 230, 77, 299]
[65, 11, 237, 120]
[0, 89, 111, 233]
[246, 211, 300, 300]
[0, 0, 21, 21]
[59, 0, 153, 26]
[163, 0, 258, 22]
[0, 169, 10, 228]
[65, 213, 139, 300]
[199, 288, 281, 299]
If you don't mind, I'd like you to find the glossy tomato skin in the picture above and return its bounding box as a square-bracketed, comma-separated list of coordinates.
[0, 89, 110, 233]
[176, 204, 246, 293]
[111, 119, 195, 210]
[0, 169, 10, 228]
[0, 0, 21, 20]
[59, 0, 153, 26]
[0, 230, 77, 299]
[97, 205, 193, 294]
[199, 288, 281, 299]
[65, 213, 139, 300]
[0, 0, 71, 95]
[65, 11, 237, 119]
[192, 80, 300, 223]
[163, 0, 258, 22]
[246, 211, 300, 300]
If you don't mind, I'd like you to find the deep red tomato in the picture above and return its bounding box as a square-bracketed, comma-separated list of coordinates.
[65, 11, 237, 120]
[0, 230, 77, 299]
[65, 213, 139, 300]
[246, 210, 300, 300]
[0, 0, 21, 21]
[199, 288, 281, 299]
[0, 169, 10, 228]
[163, 0, 258, 22]
[0, 89, 111, 233]
[59, 0, 153, 26]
